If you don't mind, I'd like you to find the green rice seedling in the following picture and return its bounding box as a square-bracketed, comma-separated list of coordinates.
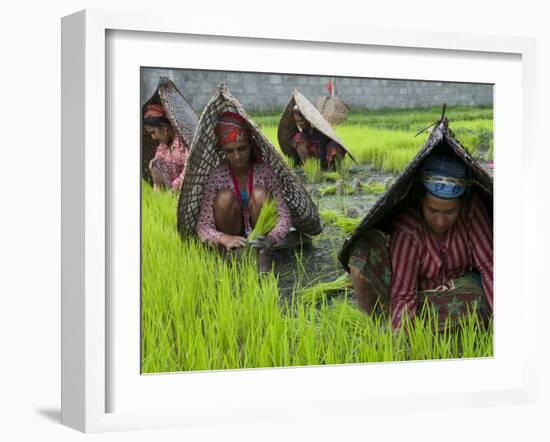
[457, 304, 493, 358]
[338, 155, 353, 180]
[320, 209, 360, 234]
[334, 217, 359, 234]
[247, 112, 281, 128]
[303, 157, 322, 183]
[450, 119, 493, 133]
[299, 273, 353, 304]
[319, 208, 339, 224]
[380, 146, 421, 173]
[293, 246, 308, 289]
[339, 181, 356, 196]
[248, 198, 280, 240]
[343, 106, 492, 131]
[337, 126, 422, 163]
[320, 184, 336, 196]
[322, 171, 340, 181]
[362, 181, 386, 194]
[320, 182, 355, 197]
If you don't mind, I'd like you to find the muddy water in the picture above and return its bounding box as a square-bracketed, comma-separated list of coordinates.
[272, 164, 397, 297]
[272, 162, 494, 298]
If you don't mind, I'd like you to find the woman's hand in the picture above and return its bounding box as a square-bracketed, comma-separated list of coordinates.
[248, 235, 274, 250]
[220, 234, 247, 250]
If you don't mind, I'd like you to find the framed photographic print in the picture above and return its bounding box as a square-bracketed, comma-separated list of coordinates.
[61, 9, 537, 433]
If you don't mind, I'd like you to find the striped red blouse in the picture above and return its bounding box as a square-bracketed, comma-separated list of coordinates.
[389, 192, 493, 330]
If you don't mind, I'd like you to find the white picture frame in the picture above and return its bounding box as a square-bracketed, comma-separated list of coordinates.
[61, 9, 537, 433]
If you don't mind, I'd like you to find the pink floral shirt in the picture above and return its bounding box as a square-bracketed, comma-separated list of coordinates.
[153, 135, 189, 190]
[196, 162, 292, 245]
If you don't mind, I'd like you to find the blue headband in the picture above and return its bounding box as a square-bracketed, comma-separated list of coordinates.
[420, 155, 469, 199]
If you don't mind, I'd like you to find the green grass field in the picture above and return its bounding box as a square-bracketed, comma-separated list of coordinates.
[142, 178, 493, 373]
[142, 105, 493, 373]
[252, 105, 493, 171]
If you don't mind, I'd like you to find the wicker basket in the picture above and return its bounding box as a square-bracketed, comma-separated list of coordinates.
[141, 77, 199, 183]
[277, 89, 356, 162]
[177, 84, 323, 238]
[315, 96, 349, 125]
[338, 117, 493, 271]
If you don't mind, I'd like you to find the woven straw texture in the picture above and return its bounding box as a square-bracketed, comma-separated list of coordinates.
[277, 89, 356, 161]
[141, 77, 199, 182]
[338, 117, 493, 271]
[177, 84, 323, 238]
[315, 96, 349, 125]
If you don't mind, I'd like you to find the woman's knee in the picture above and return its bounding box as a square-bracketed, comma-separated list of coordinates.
[250, 186, 268, 206]
[214, 190, 242, 234]
[214, 189, 239, 211]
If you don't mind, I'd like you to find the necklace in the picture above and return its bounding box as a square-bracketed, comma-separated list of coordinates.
[230, 165, 254, 209]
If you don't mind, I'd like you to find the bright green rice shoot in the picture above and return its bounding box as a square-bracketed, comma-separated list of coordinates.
[362, 181, 386, 194]
[248, 198, 280, 240]
[320, 182, 355, 196]
[320, 209, 361, 234]
[299, 273, 353, 304]
[323, 171, 341, 181]
[303, 157, 322, 183]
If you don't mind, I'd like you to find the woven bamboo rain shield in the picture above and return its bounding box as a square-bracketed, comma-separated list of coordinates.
[315, 96, 349, 125]
[338, 117, 493, 271]
[177, 84, 323, 238]
[141, 77, 199, 182]
[277, 89, 356, 162]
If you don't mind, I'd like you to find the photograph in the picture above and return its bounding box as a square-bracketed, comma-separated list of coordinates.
[140, 68, 494, 374]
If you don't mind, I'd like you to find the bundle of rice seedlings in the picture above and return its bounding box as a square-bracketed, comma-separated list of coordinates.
[363, 181, 386, 194]
[320, 209, 360, 234]
[299, 273, 353, 304]
[320, 182, 355, 197]
[248, 198, 280, 240]
[338, 156, 353, 180]
[319, 208, 339, 224]
[333, 217, 360, 234]
[320, 184, 337, 196]
[322, 171, 340, 181]
[303, 158, 322, 183]
[338, 181, 356, 195]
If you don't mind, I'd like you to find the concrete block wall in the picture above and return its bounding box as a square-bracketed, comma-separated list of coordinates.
[142, 68, 492, 113]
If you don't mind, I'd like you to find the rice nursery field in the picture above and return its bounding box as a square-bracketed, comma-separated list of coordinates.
[141, 105, 493, 373]
[254, 104, 493, 171]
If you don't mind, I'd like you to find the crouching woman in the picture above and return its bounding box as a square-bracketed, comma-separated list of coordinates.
[196, 112, 291, 250]
[350, 155, 493, 331]
[143, 103, 189, 192]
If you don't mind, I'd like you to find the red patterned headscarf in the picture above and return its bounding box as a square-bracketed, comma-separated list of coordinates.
[144, 103, 167, 119]
[215, 112, 251, 146]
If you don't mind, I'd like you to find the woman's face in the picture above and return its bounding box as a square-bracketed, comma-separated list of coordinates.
[221, 140, 252, 170]
[421, 193, 462, 239]
[144, 124, 172, 145]
[292, 112, 308, 131]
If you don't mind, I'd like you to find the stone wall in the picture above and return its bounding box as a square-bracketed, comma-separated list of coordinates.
[141, 68, 492, 112]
